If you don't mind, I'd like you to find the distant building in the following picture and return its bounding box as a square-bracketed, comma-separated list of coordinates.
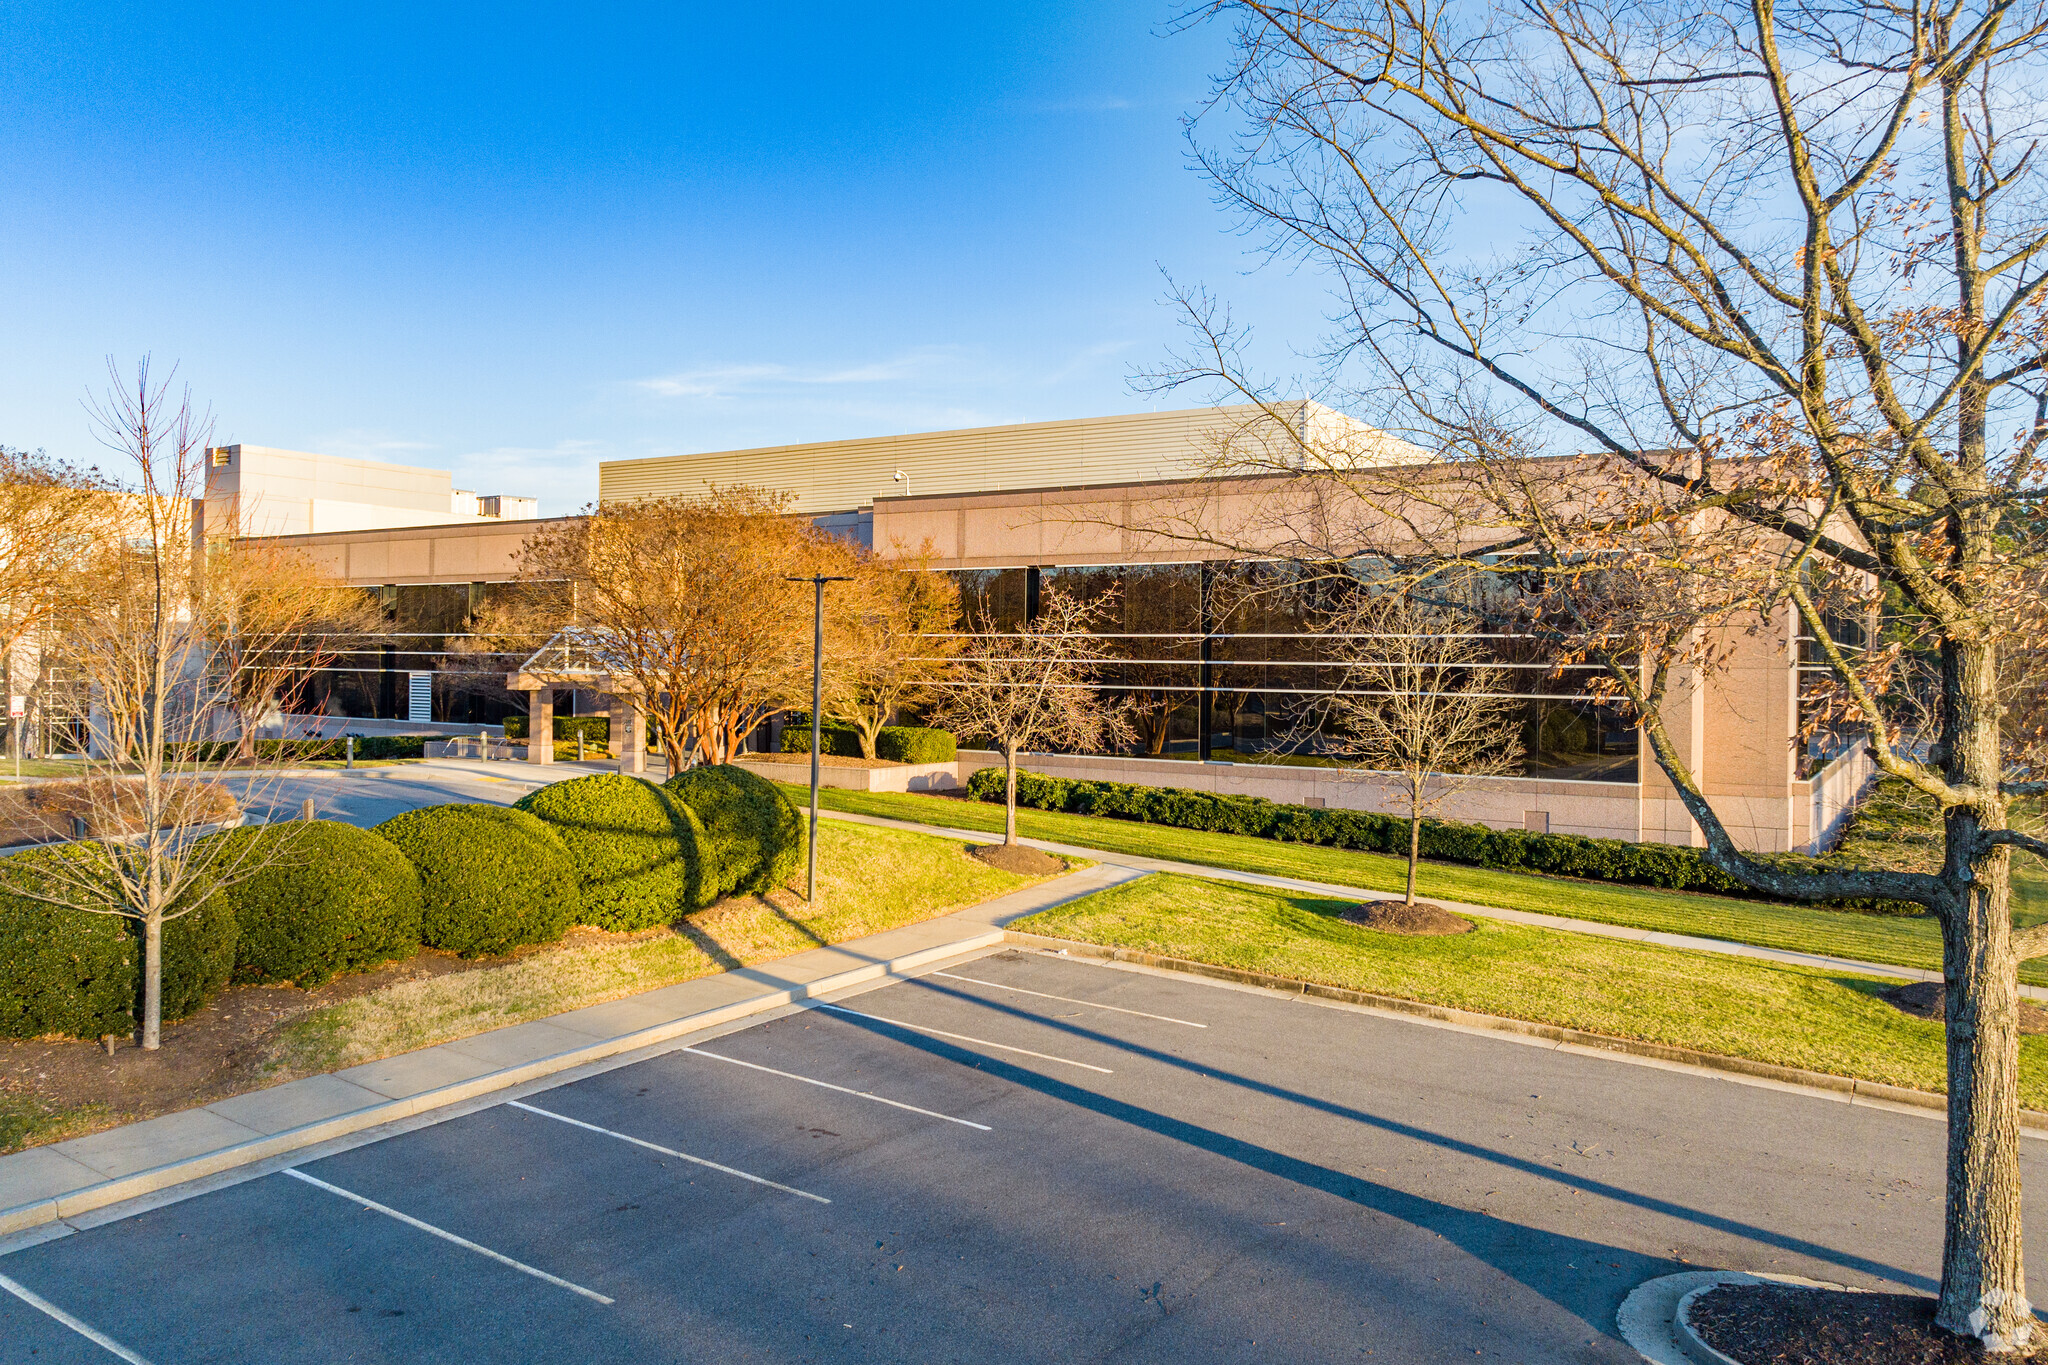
[245, 406, 1871, 853]
[200, 444, 537, 538]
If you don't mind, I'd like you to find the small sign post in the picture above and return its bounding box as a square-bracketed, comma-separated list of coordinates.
[7, 696, 21, 780]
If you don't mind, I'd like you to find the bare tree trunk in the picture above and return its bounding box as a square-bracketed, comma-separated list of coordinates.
[1004, 744, 1019, 846]
[140, 913, 162, 1050]
[1405, 805, 1421, 907]
[1937, 640, 2032, 1346]
[1938, 872, 2029, 1345]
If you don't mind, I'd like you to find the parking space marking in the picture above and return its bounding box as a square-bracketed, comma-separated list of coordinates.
[281, 1168, 615, 1305]
[0, 1271, 155, 1364]
[505, 1100, 831, 1203]
[928, 971, 1207, 1027]
[818, 1003, 1115, 1074]
[677, 1047, 992, 1130]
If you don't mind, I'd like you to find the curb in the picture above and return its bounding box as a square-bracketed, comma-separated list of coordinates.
[1001, 931, 2048, 1130]
[0, 930, 1004, 1239]
[1617, 1271, 1850, 1365]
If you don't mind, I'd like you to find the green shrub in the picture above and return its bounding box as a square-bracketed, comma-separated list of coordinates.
[0, 846, 135, 1039]
[664, 764, 807, 898]
[779, 714, 863, 757]
[200, 821, 424, 986]
[374, 804, 580, 956]
[963, 766, 1908, 909]
[157, 883, 239, 1022]
[503, 715, 612, 744]
[170, 737, 426, 762]
[0, 844, 235, 1035]
[876, 726, 956, 764]
[514, 774, 708, 929]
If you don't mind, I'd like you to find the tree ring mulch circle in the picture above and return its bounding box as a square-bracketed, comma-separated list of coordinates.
[969, 843, 1065, 876]
[1881, 980, 2048, 1036]
[1684, 1281, 2048, 1363]
[1338, 899, 1472, 935]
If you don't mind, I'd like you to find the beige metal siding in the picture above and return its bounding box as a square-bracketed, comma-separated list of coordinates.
[598, 403, 1409, 514]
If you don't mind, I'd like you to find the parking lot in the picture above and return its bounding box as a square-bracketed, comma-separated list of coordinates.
[0, 948, 2021, 1363]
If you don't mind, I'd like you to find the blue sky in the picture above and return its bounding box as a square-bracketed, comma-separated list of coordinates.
[0, 3, 1326, 513]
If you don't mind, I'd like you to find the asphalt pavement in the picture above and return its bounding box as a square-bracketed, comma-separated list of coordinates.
[0, 947, 2010, 1364]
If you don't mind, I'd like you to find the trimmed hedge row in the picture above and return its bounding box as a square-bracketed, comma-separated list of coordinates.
[0, 762, 813, 1039]
[962, 766, 1906, 907]
[780, 720, 957, 763]
[172, 737, 427, 762]
[503, 715, 613, 744]
[779, 717, 863, 757]
[514, 774, 709, 931]
[664, 764, 805, 898]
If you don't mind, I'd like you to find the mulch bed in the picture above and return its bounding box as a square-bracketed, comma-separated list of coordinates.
[970, 843, 1067, 875]
[1339, 899, 1473, 935]
[1687, 1283, 2048, 1363]
[0, 929, 637, 1153]
[1881, 981, 2048, 1035]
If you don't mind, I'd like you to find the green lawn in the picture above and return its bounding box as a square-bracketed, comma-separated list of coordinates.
[1012, 871, 2048, 1106]
[782, 784, 2048, 986]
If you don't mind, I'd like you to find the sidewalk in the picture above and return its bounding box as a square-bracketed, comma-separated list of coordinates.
[811, 807, 2014, 1000]
[0, 859, 1136, 1239]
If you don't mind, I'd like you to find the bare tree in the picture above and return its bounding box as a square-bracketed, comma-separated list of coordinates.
[934, 587, 1135, 844]
[518, 489, 857, 766]
[1313, 592, 1524, 904]
[1150, 0, 2048, 1344]
[0, 359, 303, 1049]
[822, 543, 963, 757]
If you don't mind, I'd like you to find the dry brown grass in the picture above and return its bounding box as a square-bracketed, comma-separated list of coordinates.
[0, 778, 239, 848]
[272, 820, 1063, 1074]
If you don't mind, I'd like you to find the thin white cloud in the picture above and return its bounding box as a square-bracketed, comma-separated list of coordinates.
[631, 348, 965, 402]
[308, 429, 437, 460]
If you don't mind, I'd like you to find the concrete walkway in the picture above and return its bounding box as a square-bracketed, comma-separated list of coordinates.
[0, 858, 1137, 1240]
[810, 807, 2016, 1000]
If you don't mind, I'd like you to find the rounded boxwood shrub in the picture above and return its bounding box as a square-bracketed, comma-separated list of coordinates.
[664, 764, 806, 899]
[374, 804, 580, 956]
[0, 845, 135, 1039]
[199, 820, 424, 986]
[0, 845, 235, 1036]
[514, 774, 708, 929]
[156, 880, 238, 1023]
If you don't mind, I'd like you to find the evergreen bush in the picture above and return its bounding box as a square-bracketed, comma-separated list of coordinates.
[0, 846, 134, 1039]
[876, 726, 957, 764]
[778, 715, 863, 757]
[374, 804, 580, 956]
[502, 715, 612, 744]
[201, 820, 424, 986]
[513, 774, 709, 929]
[664, 763, 806, 898]
[156, 883, 239, 1022]
[963, 766, 1910, 908]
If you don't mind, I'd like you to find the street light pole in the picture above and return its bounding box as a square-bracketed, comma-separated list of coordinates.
[786, 574, 851, 904]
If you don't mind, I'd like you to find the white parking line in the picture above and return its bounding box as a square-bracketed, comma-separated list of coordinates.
[0, 1271, 154, 1364]
[929, 971, 1207, 1027]
[678, 1047, 993, 1130]
[282, 1168, 614, 1305]
[818, 1003, 1115, 1074]
[506, 1100, 831, 1203]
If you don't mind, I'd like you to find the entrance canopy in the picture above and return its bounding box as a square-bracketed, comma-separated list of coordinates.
[505, 626, 654, 695]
